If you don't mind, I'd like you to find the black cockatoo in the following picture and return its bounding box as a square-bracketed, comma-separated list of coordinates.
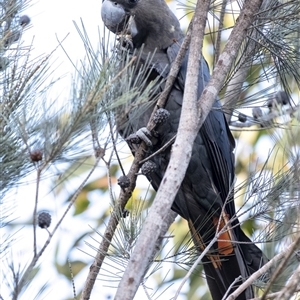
[101, 0, 267, 299]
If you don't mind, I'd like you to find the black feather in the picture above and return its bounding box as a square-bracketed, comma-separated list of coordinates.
[102, 0, 268, 298]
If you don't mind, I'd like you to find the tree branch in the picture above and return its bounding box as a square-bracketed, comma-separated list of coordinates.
[225, 233, 300, 300]
[113, 0, 214, 299]
[14, 156, 102, 300]
[250, 290, 300, 300]
[79, 4, 206, 300]
[274, 262, 300, 300]
[114, 0, 264, 298]
[80, 13, 193, 300]
[198, 0, 263, 128]
[222, 0, 272, 123]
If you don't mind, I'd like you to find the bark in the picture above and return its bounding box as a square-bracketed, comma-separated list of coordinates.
[115, 0, 263, 299]
[114, 0, 211, 298]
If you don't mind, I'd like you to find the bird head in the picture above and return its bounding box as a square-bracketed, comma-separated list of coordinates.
[101, 0, 183, 51]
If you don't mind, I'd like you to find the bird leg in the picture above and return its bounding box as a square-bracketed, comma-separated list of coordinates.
[135, 127, 153, 146]
[126, 108, 171, 148]
[125, 127, 153, 147]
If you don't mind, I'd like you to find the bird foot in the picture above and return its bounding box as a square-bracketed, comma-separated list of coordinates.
[126, 127, 152, 147]
[136, 127, 152, 146]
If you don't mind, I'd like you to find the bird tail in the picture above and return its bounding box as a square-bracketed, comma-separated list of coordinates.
[189, 216, 267, 300]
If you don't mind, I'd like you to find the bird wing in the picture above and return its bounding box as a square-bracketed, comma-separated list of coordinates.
[101, 1, 267, 298]
[147, 40, 258, 299]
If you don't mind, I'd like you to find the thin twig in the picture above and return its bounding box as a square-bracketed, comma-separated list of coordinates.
[139, 135, 176, 164]
[14, 156, 102, 300]
[222, 0, 273, 123]
[261, 241, 300, 299]
[214, 0, 227, 66]
[250, 290, 300, 300]
[33, 168, 41, 257]
[225, 233, 300, 300]
[222, 276, 243, 300]
[80, 145, 144, 300]
[68, 258, 77, 300]
[174, 217, 237, 299]
[107, 113, 126, 176]
[230, 104, 298, 128]
[80, 11, 195, 300]
[115, 0, 264, 298]
[114, 0, 211, 298]
[274, 263, 300, 300]
[147, 20, 194, 131]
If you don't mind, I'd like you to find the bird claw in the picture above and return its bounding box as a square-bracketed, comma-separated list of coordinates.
[136, 127, 152, 146]
[126, 127, 152, 147]
[126, 133, 141, 145]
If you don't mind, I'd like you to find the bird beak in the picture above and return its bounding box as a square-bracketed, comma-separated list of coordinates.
[101, 0, 127, 33]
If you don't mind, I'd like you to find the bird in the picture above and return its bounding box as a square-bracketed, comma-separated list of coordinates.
[101, 0, 268, 299]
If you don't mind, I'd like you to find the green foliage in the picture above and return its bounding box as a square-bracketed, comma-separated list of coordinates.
[56, 260, 86, 279]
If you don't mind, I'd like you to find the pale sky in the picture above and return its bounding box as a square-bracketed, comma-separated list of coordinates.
[24, 0, 102, 59]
